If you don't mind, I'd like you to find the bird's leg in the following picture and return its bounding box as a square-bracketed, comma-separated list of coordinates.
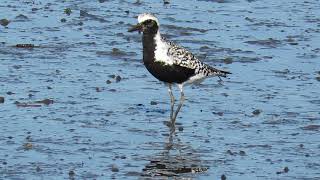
[172, 84, 185, 124]
[167, 84, 175, 120]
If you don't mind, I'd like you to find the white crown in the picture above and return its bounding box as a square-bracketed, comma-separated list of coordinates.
[138, 13, 159, 25]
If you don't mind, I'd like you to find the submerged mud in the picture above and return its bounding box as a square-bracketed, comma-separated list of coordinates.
[1, 0, 320, 179]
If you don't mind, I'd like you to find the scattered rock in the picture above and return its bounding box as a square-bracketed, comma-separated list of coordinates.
[15, 102, 42, 107]
[252, 109, 262, 116]
[61, 18, 67, 23]
[69, 170, 75, 176]
[15, 14, 29, 21]
[301, 125, 320, 131]
[163, 0, 170, 4]
[223, 57, 233, 64]
[6, 91, 14, 95]
[36, 166, 42, 172]
[111, 164, 119, 172]
[178, 126, 184, 131]
[106, 80, 112, 84]
[0, 97, 4, 103]
[23, 143, 33, 150]
[284, 166, 289, 173]
[0, 19, 10, 27]
[150, 101, 157, 105]
[35, 99, 53, 105]
[64, 8, 72, 16]
[115, 75, 122, 82]
[15, 44, 35, 48]
[226, 150, 234, 155]
[316, 76, 320, 81]
[96, 87, 102, 92]
[111, 48, 127, 56]
[239, 150, 246, 156]
[108, 74, 116, 79]
[221, 174, 227, 180]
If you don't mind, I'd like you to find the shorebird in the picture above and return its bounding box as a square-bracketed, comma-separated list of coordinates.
[128, 13, 230, 124]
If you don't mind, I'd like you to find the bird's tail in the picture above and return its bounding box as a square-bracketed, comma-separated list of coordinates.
[210, 67, 231, 78]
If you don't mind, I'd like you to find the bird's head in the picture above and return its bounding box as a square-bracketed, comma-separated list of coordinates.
[128, 13, 159, 34]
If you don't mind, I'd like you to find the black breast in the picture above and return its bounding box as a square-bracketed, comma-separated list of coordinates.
[142, 34, 195, 84]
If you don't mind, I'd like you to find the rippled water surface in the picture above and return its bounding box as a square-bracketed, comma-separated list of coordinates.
[1, 0, 320, 179]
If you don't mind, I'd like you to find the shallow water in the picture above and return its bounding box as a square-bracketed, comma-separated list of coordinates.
[1, 0, 320, 179]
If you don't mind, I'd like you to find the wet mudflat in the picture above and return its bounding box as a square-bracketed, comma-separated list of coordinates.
[1, 0, 320, 179]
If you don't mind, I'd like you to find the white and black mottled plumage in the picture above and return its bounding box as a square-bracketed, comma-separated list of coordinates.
[128, 13, 231, 123]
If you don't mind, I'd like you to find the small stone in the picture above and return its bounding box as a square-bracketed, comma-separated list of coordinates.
[106, 80, 112, 84]
[96, 87, 102, 92]
[6, 91, 14, 95]
[178, 126, 184, 131]
[284, 166, 289, 173]
[316, 76, 320, 81]
[111, 164, 119, 172]
[108, 74, 116, 79]
[64, 8, 72, 16]
[163, 0, 170, 4]
[115, 75, 121, 82]
[239, 150, 246, 156]
[69, 170, 75, 176]
[226, 150, 234, 155]
[35, 99, 53, 105]
[223, 57, 233, 64]
[0, 19, 10, 27]
[0, 97, 4, 103]
[150, 101, 157, 105]
[299, 144, 304, 148]
[36, 166, 42, 172]
[23, 143, 33, 150]
[60, 18, 67, 23]
[221, 174, 227, 180]
[252, 109, 262, 115]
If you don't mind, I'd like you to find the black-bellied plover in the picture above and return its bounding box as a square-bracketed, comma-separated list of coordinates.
[128, 13, 231, 124]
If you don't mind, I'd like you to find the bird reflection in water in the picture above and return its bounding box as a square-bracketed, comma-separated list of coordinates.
[141, 125, 209, 178]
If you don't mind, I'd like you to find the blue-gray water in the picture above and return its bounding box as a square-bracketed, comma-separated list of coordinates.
[0, 0, 319, 179]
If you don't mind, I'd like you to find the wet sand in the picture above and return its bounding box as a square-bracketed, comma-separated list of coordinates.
[0, 0, 320, 179]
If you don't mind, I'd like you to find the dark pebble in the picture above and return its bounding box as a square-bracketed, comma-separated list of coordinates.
[111, 164, 119, 172]
[178, 126, 183, 131]
[239, 150, 246, 156]
[150, 101, 157, 105]
[69, 170, 75, 176]
[301, 125, 320, 131]
[115, 75, 121, 82]
[0, 19, 10, 26]
[96, 87, 102, 92]
[61, 18, 67, 23]
[108, 74, 116, 79]
[106, 80, 112, 84]
[163, 0, 170, 4]
[226, 150, 234, 155]
[23, 143, 33, 150]
[6, 91, 14, 95]
[35, 99, 54, 105]
[221, 174, 227, 180]
[16, 44, 35, 48]
[252, 109, 262, 115]
[284, 166, 289, 173]
[36, 166, 42, 172]
[316, 76, 320, 81]
[223, 57, 233, 64]
[64, 8, 72, 16]
[0, 97, 4, 103]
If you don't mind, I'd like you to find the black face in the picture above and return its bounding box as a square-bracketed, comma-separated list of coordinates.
[128, 19, 158, 34]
